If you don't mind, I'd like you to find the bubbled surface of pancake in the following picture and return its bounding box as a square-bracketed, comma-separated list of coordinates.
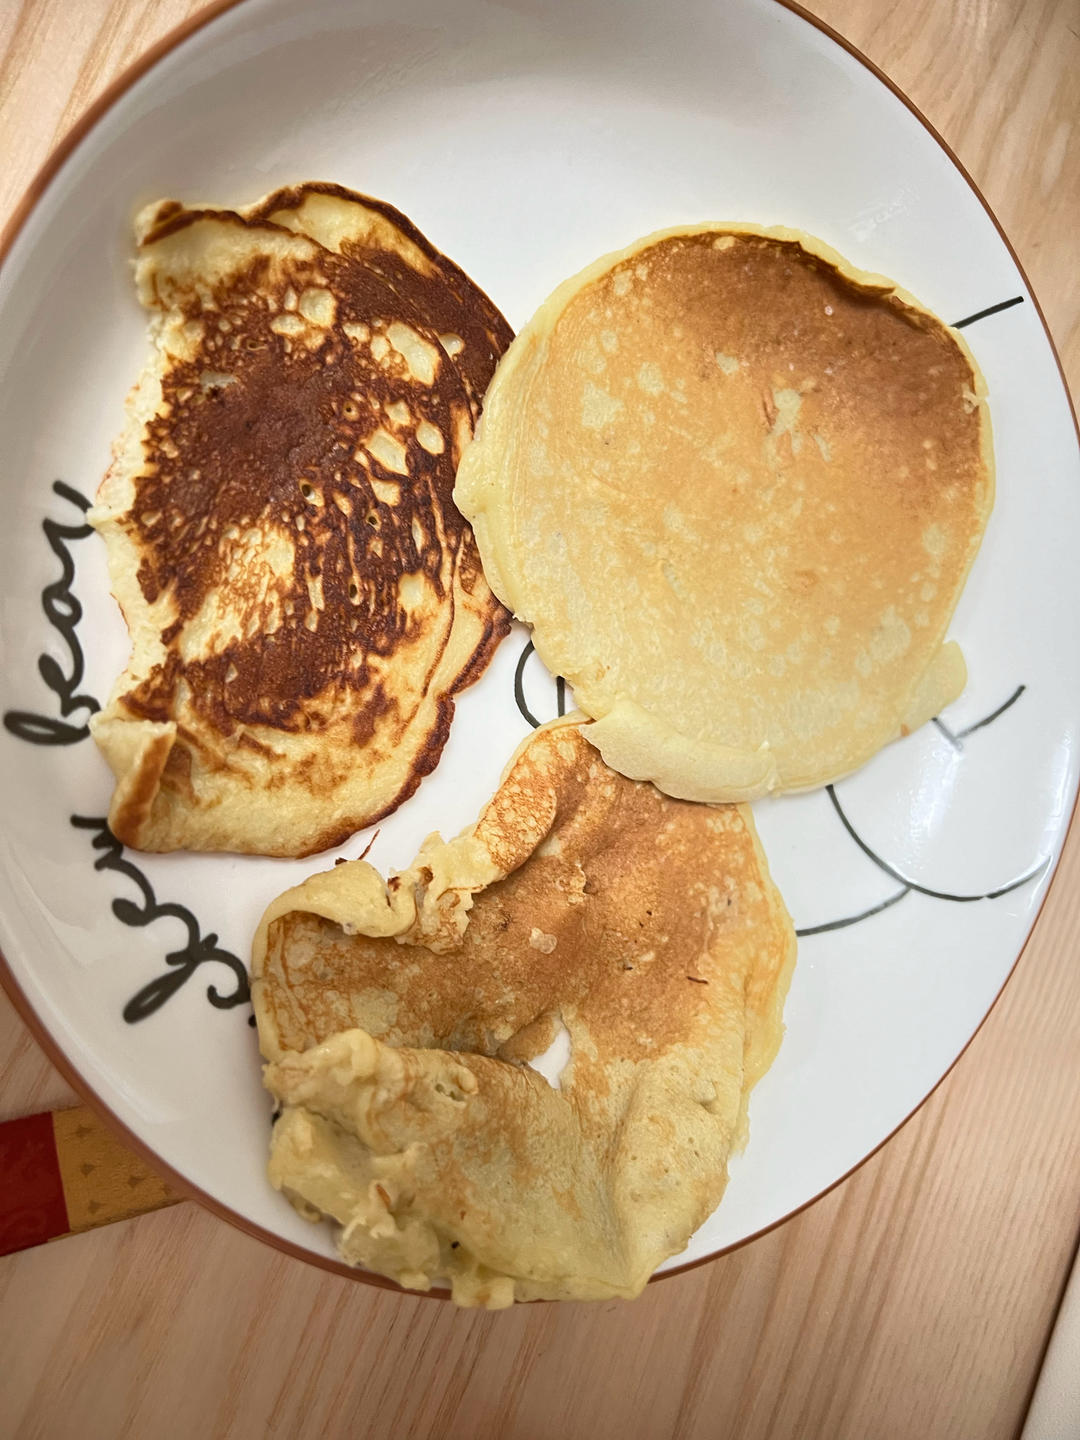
[90, 201, 510, 856]
[455, 225, 994, 802]
[252, 720, 796, 1306]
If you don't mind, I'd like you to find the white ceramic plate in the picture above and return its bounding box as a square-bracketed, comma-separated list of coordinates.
[1, 0, 1077, 1286]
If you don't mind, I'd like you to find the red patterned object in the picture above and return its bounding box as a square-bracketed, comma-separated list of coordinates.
[0, 1105, 179, 1257]
[0, 1111, 69, 1257]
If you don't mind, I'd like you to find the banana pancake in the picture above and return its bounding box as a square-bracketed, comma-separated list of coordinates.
[244, 183, 513, 419]
[455, 225, 994, 802]
[252, 719, 796, 1307]
[90, 200, 510, 856]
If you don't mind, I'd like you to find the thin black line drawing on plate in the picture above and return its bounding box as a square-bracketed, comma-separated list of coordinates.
[514, 638, 566, 728]
[794, 885, 911, 938]
[822, 781, 1048, 904]
[71, 816, 250, 1023]
[952, 295, 1025, 329]
[514, 637, 1043, 937]
[933, 684, 1025, 748]
[798, 685, 1046, 935]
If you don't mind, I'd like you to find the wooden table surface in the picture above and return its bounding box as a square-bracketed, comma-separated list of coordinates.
[1, 2, 1079, 1437]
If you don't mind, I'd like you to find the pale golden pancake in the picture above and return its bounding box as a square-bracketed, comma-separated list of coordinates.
[90, 199, 510, 856]
[252, 719, 796, 1306]
[456, 225, 994, 801]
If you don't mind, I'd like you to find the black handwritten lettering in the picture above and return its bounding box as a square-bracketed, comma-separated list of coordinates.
[71, 816, 249, 1022]
[3, 481, 100, 745]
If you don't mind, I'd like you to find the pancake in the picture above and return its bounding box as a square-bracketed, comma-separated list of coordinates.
[90, 199, 510, 856]
[252, 719, 796, 1306]
[244, 183, 513, 419]
[455, 225, 994, 802]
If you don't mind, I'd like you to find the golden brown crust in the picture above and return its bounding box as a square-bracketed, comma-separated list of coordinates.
[91, 198, 510, 855]
[105, 723, 175, 847]
[245, 182, 514, 418]
[252, 721, 797, 1304]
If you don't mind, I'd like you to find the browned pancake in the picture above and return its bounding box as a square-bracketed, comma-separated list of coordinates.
[90, 200, 510, 855]
[243, 183, 514, 419]
[253, 720, 796, 1305]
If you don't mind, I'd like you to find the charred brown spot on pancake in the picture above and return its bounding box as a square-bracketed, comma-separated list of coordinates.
[128, 241, 470, 737]
[350, 681, 394, 749]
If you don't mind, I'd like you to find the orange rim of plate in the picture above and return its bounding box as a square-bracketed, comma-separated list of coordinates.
[0, 0, 1077, 1297]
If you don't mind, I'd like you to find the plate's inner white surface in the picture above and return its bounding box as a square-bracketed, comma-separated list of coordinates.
[0, 0, 1077, 1276]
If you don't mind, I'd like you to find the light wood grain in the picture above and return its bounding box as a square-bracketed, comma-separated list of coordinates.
[1, 1, 1079, 1437]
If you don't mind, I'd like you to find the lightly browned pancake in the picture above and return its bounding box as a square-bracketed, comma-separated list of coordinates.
[456, 224, 994, 802]
[90, 195, 511, 856]
[252, 719, 797, 1307]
